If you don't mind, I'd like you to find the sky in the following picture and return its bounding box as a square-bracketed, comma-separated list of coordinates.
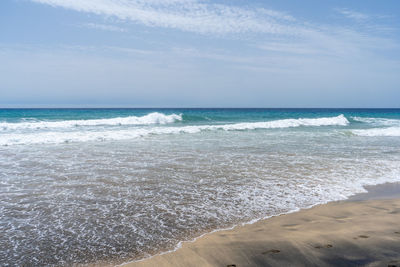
[0, 0, 400, 107]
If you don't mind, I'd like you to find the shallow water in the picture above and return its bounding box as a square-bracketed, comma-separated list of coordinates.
[0, 108, 399, 266]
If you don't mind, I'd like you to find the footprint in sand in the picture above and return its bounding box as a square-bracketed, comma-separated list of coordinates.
[314, 244, 333, 249]
[281, 224, 298, 231]
[262, 249, 281, 255]
[353, 235, 369, 240]
[388, 259, 400, 267]
[282, 223, 298, 227]
[394, 231, 400, 234]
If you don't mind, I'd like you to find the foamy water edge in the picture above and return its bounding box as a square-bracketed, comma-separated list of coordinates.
[118, 177, 400, 267]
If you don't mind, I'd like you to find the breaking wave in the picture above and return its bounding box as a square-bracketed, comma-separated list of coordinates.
[0, 115, 349, 146]
[352, 117, 400, 126]
[0, 112, 182, 130]
[352, 127, 400, 137]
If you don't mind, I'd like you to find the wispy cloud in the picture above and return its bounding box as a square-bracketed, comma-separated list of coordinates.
[31, 0, 299, 35]
[335, 8, 369, 21]
[257, 42, 323, 55]
[27, 0, 400, 71]
[82, 23, 127, 32]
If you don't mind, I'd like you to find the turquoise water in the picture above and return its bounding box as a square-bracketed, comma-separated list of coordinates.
[1, 108, 400, 124]
[1, 109, 400, 266]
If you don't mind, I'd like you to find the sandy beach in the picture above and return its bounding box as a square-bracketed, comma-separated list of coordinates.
[124, 184, 400, 267]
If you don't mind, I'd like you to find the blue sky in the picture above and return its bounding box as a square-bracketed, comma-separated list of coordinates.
[1, 0, 399, 107]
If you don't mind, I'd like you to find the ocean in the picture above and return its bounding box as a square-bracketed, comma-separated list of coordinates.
[1, 108, 400, 266]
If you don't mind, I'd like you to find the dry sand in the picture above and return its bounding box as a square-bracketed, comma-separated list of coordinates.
[123, 184, 400, 267]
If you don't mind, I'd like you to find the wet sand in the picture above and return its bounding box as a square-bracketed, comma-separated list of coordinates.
[123, 183, 400, 267]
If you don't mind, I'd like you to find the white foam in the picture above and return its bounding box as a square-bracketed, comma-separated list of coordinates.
[119, 159, 400, 266]
[211, 114, 349, 130]
[0, 115, 349, 146]
[352, 127, 400, 137]
[0, 112, 182, 130]
[352, 117, 400, 126]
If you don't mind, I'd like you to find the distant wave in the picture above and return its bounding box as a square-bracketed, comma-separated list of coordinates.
[352, 117, 400, 126]
[0, 115, 349, 146]
[0, 112, 182, 130]
[352, 127, 400, 137]
[207, 114, 349, 130]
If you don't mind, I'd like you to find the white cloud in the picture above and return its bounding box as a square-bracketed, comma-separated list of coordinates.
[31, 0, 299, 35]
[31, 1, 397, 58]
[13, 1, 400, 67]
[257, 42, 323, 55]
[82, 23, 127, 32]
[336, 8, 369, 21]
[32, 0, 398, 56]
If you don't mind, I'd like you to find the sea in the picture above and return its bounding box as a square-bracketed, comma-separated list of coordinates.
[1, 108, 400, 266]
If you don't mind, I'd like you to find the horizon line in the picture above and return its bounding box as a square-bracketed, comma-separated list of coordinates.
[1, 106, 400, 109]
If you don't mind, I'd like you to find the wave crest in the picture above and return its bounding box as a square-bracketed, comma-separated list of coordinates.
[0, 112, 182, 130]
[352, 127, 400, 137]
[213, 114, 349, 130]
[352, 117, 400, 126]
[0, 115, 349, 146]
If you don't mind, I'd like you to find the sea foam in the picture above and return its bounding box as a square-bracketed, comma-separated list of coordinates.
[0, 112, 182, 130]
[209, 114, 349, 130]
[0, 115, 349, 146]
[352, 127, 400, 137]
[352, 117, 400, 126]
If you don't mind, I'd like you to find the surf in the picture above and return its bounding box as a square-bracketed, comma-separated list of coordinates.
[0, 115, 349, 146]
[0, 112, 182, 131]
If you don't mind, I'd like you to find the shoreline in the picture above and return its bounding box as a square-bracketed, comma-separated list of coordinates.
[120, 182, 400, 267]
